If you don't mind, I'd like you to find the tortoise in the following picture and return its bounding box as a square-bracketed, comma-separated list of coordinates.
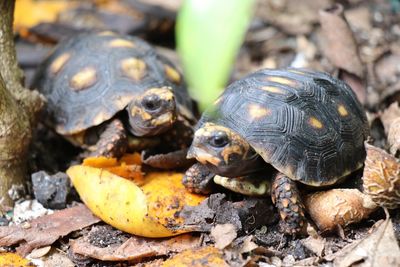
[183, 68, 370, 234]
[33, 31, 197, 160]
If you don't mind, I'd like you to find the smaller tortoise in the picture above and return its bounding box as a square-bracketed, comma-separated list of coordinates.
[183, 68, 370, 234]
[33, 31, 196, 159]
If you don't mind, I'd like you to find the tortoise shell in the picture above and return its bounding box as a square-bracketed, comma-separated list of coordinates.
[199, 68, 369, 186]
[33, 31, 195, 135]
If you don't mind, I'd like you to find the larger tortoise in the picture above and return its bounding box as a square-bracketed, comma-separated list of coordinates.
[183, 68, 370, 234]
[33, 31, 196, 158]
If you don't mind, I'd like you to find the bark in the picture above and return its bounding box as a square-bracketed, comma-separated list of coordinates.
[0, 0, 44, 209]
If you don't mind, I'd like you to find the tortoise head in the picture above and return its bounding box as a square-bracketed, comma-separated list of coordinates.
[127, 87, 177, 136]
[187, 123, 261, 177]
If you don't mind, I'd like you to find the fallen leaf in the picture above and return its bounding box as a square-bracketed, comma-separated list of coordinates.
[333, 219, 400, 267]
[345, 6, 372, 32]
[0, 252, 32, 266]
[67, 165, 205, 237]
[380, 103, 400, 155]
[162, 246, 229, 267]
[133, 0, 182, 12]
[180, 193, 277, 233]
[388, 118, 400, 155]
[0, 204, 100, 256]
[301, 236, 325, 257]
[256, 0, 331, 35]
[375, 52, 400, 94]
[319, 4, 364, 78]
[27, 245, 52, 259]
[211, 224, 237, 249]
[39, 249, 75, 267]
[318, 4, 366, 103]
[239, 235, 258, 254]
[363, 143, 400, 209]
[380, 102, 400, 135]
[304, 189, 377, 232]
[70, 231, 199, 261]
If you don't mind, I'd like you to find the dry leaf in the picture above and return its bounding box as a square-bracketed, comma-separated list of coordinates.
[319, 4, 366, 104]
[380, 102, 400, 135]
[301, 236, 325, 257]
[380, 103, 400, 155]
[162, 246, 229, 267]
[363, 143, 400, 208]
[345, 6, 372, 32]
[333, 219, 400, 267]
[305, 189, 377, 232]
[27, 245, 52, 259]
[40, 249, 75, 267]
[0, 204, 100, 256]
[70, 232, 199, 261]
[388, 118, 400, 155]
[319, 4, 364, 78]
[211, 224, 237, 249]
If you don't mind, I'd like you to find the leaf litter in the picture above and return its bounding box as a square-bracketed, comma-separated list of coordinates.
[6, 0, 400, 266]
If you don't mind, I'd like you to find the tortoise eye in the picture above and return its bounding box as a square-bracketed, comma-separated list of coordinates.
[142, 95, 161, 111]
[210, 131, 229, 148]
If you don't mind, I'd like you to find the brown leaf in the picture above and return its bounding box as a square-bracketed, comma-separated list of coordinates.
[0, 204, 100, 256]
[301, 236, 325, 257]
[380, 102, 400, 135]
[375, 52, 400, 98]
[362, 143, 400, 209]
[345, 6, 372, 32]
[211, 224, 237, 249]
[256, 0, 331, 35]
[333, 219, 400, 267]
[319, 4, 366, 104]
[380, 103, 400, 155]
[304, 189, 377, 232]
[339, 70, 366, 105]
[319, 4, 364, 78]
[41, 249, 75, 267]
[388, 118, 400, 155]
[70, 232, 200, 261]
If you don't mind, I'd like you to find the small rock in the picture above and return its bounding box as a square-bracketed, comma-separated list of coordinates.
[31, 171, 71, 209]
[270, 256, 282, 267]
[282, 254, 295, 266]
[211, 224, 237, 249]
[13, 199, 53, 224]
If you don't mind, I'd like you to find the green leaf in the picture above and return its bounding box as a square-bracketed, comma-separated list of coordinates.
[176, 0, 255, 111]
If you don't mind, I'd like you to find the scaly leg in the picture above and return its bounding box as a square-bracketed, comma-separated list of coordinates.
[271, 173, 307, 235]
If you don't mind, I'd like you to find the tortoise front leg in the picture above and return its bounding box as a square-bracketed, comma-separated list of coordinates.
[183, 163, 215, 194]
[271, 173, 307, 235]
[90, 118, 128, 158]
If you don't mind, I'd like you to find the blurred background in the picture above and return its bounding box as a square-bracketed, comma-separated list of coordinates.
[14, 0, 400, 110]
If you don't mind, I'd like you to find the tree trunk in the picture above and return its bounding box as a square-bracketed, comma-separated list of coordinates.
[0, 0, 44, 209]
